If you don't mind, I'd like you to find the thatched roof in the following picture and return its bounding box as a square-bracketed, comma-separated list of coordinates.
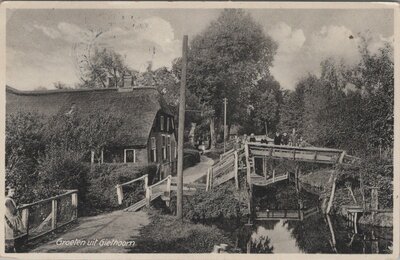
[6, 86, 173, 147]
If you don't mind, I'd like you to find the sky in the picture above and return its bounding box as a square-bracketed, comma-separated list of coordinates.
[6, 8, 394, 91]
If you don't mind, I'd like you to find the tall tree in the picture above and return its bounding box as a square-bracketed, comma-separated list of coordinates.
[182, 9, 278, 146]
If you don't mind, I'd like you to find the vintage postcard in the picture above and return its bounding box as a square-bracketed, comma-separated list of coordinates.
[0, 1, 398, 259]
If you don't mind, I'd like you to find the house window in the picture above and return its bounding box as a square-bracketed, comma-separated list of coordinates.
[167, 135, 171, 161]
[150, 137, 157, 162]
[124, 149, 136, 163]
[174, 145, 177, 159]
[160, 115, 164, 131]
[167, 117, 170, 132]
[171, 118, 174, 130]
[162, 135, 167, 160]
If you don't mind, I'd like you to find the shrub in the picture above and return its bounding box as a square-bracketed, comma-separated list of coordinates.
[36, 148, 90, 210]
[83, 164, 158, 216]
[170, 182, 249, 221]
[130, 210, 232, 253]
[183, 149, 200, 168]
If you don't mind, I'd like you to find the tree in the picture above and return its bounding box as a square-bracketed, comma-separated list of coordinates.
[248, 77, 282, 135]
[6, 112, 46, 203]
[182, 9, 278, 145]
[78, 48, 131, 89]
[44, 109, 124, 163]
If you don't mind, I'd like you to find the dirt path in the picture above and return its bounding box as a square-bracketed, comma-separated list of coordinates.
[172, 155, 214, 184]
[31, 210, 149, 253]
[31, 155, 213, 253]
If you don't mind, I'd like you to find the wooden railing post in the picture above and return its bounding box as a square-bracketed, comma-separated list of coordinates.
[206, 169, 210, 192]
[144, 175, 149, 189]
[167, 175, 172, 197]
[71, 192, 78, 219]
[234, 151, 239, 189]
[116, 185, 123, 205]
[21, 208, 29, 236]
[272, 168, 275, 183]
[51, 199, 58, 230]
[145, 187, 151, 207]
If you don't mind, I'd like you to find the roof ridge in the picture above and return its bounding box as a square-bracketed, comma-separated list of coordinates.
[6, 85, 158, 95]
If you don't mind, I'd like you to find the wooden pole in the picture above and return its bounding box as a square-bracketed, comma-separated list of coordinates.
[234, 151, 239, 189]
[21, 208, 29, 236]
[116, 185, 123, 205]
[71, 192, 78, 219]
[326, 173, 337, 214]
[177, 35, 188, 219]
[206, 168, 210, 192]
[51, 199, 58, 230]
[223, 98, 227, 153]
[146, 187, 151, 207]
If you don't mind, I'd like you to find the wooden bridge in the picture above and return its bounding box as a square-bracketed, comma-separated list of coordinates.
[116, 174, 172, 212]
[13, 189, 78, 243]
[246, 142, 360, 165]
[205, 142, 360, 190]
[255, 206, 320, 221]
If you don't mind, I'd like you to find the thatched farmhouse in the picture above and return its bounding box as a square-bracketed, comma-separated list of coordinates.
[6, 84, 177, 168]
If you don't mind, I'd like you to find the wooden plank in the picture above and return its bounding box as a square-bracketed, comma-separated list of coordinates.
[234, 151, 239, 189]
[51, 199, 57, 230]
[18, 190, 78, 210]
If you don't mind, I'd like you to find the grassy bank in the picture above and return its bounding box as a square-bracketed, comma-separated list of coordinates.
[129, 209, 231, 253]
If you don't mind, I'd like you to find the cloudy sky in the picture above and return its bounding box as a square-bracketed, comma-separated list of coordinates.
[6, 8, 394, 90]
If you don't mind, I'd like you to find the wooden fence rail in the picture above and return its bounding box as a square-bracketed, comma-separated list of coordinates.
[116, 174, 148, 205]
[16, 189, 78, 242]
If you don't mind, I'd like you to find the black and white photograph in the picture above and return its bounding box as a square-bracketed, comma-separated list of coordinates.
[2, 2, 398, 257]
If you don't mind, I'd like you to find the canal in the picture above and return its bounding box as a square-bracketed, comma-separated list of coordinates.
[216, 181, 393, 254]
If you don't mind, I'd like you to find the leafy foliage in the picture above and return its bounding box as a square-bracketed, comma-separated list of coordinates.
[78, 48, 131, 89]
[130, 210, 232, 253]
[177, 9, 278, 141]
[177, 182, 249, 221]
[5, 113, 45, 203]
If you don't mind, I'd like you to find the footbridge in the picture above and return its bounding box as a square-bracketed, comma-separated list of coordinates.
[205, 142, 360, 190]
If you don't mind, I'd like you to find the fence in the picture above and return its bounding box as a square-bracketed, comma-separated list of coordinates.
[16, 189, 78, 242]
[116, 174, 148, 207]
[146, 175, 172, 206]
[207, 149, 241, 190]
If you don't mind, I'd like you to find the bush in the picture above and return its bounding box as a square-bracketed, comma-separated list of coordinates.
[170, 182, 249, 221]
[36, 148, 90, 210]
[83, 164, 158, 216]
[183, 149, 201, 169]
[130, 210, 231, 253]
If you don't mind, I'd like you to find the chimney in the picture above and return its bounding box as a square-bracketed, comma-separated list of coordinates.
[118, 74, 134, 92]
[123, 75, 133, 88]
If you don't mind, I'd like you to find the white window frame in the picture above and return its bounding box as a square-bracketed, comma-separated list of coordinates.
[174, 145, 177, 159]
[167, 117, 170, 132]
[151, 137, 157, 162]
[124, 149, 136, 163]
[162, 134, 167, 160]
[160, 115, 164, 131]
[171, 118, 174, 130]
[167, 135, 171, 162]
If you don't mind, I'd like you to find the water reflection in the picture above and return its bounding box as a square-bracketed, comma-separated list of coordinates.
[229, 212, 392, 254]
[226, 182, 393, 254]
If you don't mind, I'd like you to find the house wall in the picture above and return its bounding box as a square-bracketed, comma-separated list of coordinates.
[103, 146, 148, 164]
[148, 111, 177, 177]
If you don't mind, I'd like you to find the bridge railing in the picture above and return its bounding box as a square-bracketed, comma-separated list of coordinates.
[16, 189, 78, 242]
[116, 174, 148, 206]
[247, 142, 345, 164]
[146, 175, 172, 206]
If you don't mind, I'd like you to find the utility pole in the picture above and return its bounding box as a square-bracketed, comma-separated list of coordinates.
[177, 35, 188, 220]
[223, 98, 227, 153]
